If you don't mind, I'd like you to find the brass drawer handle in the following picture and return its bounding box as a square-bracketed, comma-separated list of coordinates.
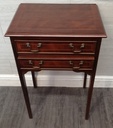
[31, 50, 39, 53]
[26, 42, 42, 53]
[79, 61, 84, 65]
[26, 42, 30, 47]
[37, 43, 42, 48]
[69, 61, 84, 70]
[73, 50, 81, 53]
[69, 60, 73, 65]
[34, 60, 43, 69]
[28, 60, 43, 65]
[73, 67, 80, 70]
[39, 60, 43, 65]
[33, 66, 40, 70]
[69, 61, 84, 65]
[29, 60, 33, 65]
[80, 43, 85, 48]
[31, 43, 42, 53]
[69, 43, 85, 53]
[26, 42, 42, 47]
[31, 43, 42, 52]
[69, 43, 74, 48]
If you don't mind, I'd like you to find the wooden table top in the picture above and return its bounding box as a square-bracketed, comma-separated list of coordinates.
[5, 4, 107, 38]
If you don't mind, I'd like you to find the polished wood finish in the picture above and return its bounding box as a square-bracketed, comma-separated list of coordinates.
[5, 4, 107, 119]
[5, 4, 106, 37]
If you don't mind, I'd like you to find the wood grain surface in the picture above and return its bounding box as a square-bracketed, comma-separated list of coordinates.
[5, 4, 106, 38]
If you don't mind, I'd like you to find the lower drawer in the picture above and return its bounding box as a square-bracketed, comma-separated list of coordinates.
[18, 59, 94, 71]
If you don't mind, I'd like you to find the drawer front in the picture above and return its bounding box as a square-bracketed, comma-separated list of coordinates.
[16, 40, 96, 54]
[18, 59, 94, 71]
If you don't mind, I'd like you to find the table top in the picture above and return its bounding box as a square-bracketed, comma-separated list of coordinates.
[5, 4, 107, 38]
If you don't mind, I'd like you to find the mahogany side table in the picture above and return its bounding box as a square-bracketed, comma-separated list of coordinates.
[5, 4, 107, 119]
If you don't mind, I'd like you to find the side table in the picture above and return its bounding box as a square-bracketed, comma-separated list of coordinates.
[5, 4, 107, 119]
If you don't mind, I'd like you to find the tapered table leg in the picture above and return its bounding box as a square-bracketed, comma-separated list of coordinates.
[19, 73, 33, 118]
[31, 71, 37, 88]
[85, 74, 95, 120]
[83, 72, 87, 88]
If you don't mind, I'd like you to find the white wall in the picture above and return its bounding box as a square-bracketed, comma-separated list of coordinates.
[0, 0, 113, 84]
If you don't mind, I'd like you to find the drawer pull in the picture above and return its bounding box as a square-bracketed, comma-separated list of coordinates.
[28, 60, 43, 65]
[73, 50, 81, 53]
[69, 43, 74, 48]
[39, 60, 43, 65]
[69, 43, 85, 53]
[31, 50, 39, 53]
[29, 60, 33, 65]
[26, 42, 42, 48]
[79, 61, 84, 65]
[80, 43, 85, 48]
[69, 61, 84, 70]
[69, 61, 73, 65]
[26, 43, 30, 47]
[33, 60, 43, 69]
[69, 61, 84, 65]
[30, 43, 42, 53]
[37, 43, 42, 48]
[33, 66, 40, 70]
[73, 67, 80, 70]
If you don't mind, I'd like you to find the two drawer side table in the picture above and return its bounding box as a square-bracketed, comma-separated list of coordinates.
[5, 4, 107, 119]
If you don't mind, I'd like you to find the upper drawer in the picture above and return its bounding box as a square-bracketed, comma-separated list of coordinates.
[15, 40, 96, 54]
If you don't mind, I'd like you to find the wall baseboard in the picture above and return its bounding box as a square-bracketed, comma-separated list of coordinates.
[0, 74, 113, 88]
